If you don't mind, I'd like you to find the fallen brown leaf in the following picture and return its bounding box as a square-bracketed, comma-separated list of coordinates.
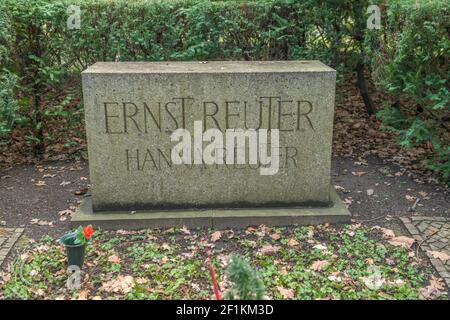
[74, 187, 88, 196]
[270, 233, 281, 241]
[428, 251, 450, 262]
[58, 209, 73, 216]
[101, 275, 134, 294]
[311, 260, 329, 271]
[277, 286, 294, 299]
[313, 244, 328, 251]
[352, 171, 367, 177]
[258, 244, 280, 255]
[388, 236, 415, 248]
[245, 227, 257, 235]
[372, 226, 395, 239]
[180, 225, 191, 235]
[30, 219, 54, 226]
[108, 253, 121, 264]
[211, 231, 222, 242]
[429, 276, 445, 291]
[418, 191, 429, 199]
[78, 290, 89, 300]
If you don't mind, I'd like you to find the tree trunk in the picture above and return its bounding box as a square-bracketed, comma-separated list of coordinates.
[30, 24, 45, 157]
[356, 62, 377, 115]
[32, 84, 44, 157]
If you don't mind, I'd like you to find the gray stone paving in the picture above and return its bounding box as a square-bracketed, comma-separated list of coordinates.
[0, 228, 24, 267]
[400, 216, 450, 287]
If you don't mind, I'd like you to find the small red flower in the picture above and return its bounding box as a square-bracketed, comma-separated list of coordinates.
[83, 225, 94, 240]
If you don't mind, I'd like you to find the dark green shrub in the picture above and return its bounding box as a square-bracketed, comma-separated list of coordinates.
[0, 70, 22, 139]
[0, 8, 11, 67]
[368, 0, 450, 182]
[224, 255, 265, 300]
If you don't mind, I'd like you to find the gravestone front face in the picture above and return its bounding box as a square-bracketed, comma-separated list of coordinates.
[81, 61, 336, 212]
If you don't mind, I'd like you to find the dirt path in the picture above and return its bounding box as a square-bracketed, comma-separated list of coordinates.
[0, 156, 448, 241]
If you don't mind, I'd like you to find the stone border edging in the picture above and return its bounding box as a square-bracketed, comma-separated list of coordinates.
[0, 228, 24, 267]
[400, 216, 450, 289]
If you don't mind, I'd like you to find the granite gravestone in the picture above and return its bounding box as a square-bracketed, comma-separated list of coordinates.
[72, 61, 350, 228]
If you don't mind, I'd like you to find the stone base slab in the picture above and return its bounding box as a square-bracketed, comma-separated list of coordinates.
[71, 187, 350, 229]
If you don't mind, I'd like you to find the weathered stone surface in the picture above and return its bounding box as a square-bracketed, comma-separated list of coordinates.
[71, 188, 350, 229]
[82, 61, 336, 211]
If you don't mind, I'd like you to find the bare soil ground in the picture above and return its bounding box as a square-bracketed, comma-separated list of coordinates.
[0, 156, 448, 241]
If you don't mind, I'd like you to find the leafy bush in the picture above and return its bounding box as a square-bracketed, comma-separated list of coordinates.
[369, 0, 450, 182]
[224, 255, 265, 300]
[0, 70, 21, 139]
[0, 8, 12, 66]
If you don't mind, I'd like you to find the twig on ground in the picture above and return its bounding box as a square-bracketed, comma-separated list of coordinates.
[408, 198, 421, 212]
[416, 229, 439, 259]
[355, 214, 388, 223]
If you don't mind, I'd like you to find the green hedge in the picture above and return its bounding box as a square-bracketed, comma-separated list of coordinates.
[0, 0, 376, 145]
[0, 0, 448, 182]
[368, 0, 450, 181]
[2, 0, 373, 71]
